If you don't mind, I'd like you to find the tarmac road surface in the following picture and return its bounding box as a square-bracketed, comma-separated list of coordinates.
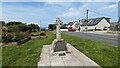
[62, 31, 119, 47]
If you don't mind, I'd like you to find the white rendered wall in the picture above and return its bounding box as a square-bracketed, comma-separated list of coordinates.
[95, 18, 110, 29]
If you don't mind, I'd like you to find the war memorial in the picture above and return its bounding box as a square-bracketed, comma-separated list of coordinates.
[38, 18, 100, 68]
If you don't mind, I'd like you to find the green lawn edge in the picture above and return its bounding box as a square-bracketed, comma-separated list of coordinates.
[2, 32, 55, 67]
[2, 32, 119, 68]
[62, 33, 119, 67]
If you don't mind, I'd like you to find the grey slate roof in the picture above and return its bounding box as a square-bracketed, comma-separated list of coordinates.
[67, 22, 74, 26]
[81, 17, 110, 26]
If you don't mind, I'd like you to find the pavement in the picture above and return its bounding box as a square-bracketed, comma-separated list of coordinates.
[38, 44, 100, 68]
[62, 31, 119, 47]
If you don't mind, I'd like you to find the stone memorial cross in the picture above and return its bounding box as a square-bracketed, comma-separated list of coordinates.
[55, 18, 62, 41]
[51, 18, 68, 52]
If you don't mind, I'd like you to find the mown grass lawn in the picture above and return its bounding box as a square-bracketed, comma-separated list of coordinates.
[62, 33, 119, 68]
[2, 32, 55, 67]
[2, 32, 119, 68]
[31, 31, 41, 36]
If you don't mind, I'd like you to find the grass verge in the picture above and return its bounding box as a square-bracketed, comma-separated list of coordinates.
[62, 33, 119, 67]
[2, 32, 55, 67]
[2, 32, 119, 68]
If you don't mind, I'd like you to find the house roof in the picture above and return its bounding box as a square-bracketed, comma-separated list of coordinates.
[81, 17, 111, 26]
[67, 22, 74, 26]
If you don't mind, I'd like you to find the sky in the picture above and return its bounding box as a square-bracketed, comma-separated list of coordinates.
[1, 0, 120, 2]
[118, 2, 120, 17]
[1, 1, 119, 27]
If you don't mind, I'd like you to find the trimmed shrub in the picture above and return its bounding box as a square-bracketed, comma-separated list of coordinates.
[40, 32, 46, 36]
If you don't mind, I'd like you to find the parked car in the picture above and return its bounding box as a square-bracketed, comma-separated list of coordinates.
[68, 27, 76, 31]
[103, 27, 109, 30]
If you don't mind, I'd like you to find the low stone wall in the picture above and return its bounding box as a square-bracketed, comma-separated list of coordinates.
[1, 42, 17, 46]
[1, 37, 31, 46]
[17, 37, 31, 45]
[60, 29, 68, 31]
[31, 36, 40, 39]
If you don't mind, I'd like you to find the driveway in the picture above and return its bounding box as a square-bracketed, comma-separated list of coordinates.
[62, 31, 119, 47]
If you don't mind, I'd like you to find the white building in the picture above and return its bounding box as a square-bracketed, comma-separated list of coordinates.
[80, 17, 111, 31]
[66, 17, 111, 31]
[66, 20, 81, 29]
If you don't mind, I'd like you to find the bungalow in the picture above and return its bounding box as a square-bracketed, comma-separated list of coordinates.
[79, 17, 111, 31]
[66, 17, 111, 31]
[66, 21, 81, 29]
[66, 22, 74, 28]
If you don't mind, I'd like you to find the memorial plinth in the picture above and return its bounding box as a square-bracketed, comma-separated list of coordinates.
[52, 39, 67, 52]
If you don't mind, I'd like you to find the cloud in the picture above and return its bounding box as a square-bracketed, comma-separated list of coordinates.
[45, 2, 73, 7]
[102, 4, 117, 9]
[59, 2, 91, 18]
[2, 2, 118, 27]
[2, 0, 120, 2]
[59, 7, 82, 18]
[109, 4, 117, 8]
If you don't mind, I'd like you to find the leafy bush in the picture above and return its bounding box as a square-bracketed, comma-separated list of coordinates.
[12, 33, 25, 42]
[40, 32, 46, 36]
[2, 32, 31, 43]
[2, 32, 14, 43]
[6, 21, 39, 32]
[48, 24, 56, 31]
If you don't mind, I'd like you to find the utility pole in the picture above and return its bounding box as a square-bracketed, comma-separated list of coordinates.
[86, 9, 89, 21]
[118, 2, 120, 31]
[118, 17, 120, 31]
[39, 20, 41, 31]
[85, 9, 89, 30]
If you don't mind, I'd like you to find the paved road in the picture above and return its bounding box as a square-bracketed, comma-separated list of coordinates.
[62, 32, 119, 47]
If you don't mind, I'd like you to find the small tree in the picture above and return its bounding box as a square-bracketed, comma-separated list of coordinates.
[27, 24, 40, 32]
[48, 24, 56, 31]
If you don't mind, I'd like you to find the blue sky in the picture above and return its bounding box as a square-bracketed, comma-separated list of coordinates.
[1, 2, 119, 27]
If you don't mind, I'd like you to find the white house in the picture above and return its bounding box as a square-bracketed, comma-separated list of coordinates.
[66, 17, 111, 31]
[80, 17, 111, 31]
[66, 20, 81, 29]
[66, 22, 73, 28]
